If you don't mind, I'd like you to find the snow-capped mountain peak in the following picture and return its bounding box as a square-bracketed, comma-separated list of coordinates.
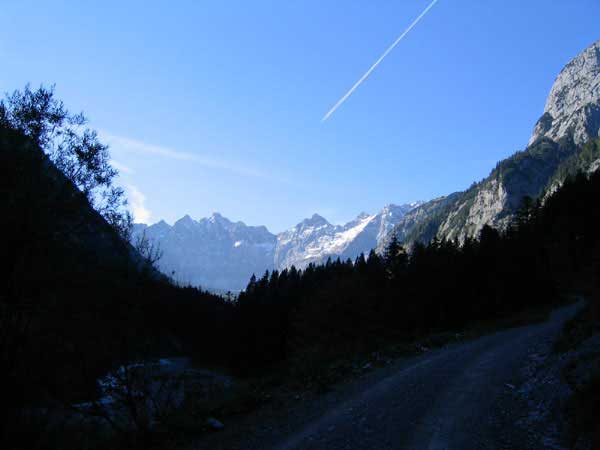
[298, 213, 330, 228]
[207, 212, 231, 225]
[132, 202, 422, 292]
[173, 214, 196, 230]
[274, 203, 421, 270]
[131, 213, 276, 292]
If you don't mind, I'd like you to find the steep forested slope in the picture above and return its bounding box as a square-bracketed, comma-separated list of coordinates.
[389, 39, 600, 247]
[231, 162, 600, 376]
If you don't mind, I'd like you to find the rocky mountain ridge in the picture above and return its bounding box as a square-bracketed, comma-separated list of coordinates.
[134, 39, 600, 291]
[132, 212, 276, 292]
[132, 202, 422, 292]
[389, 39, 600, 246]
[530, 39, 600, 146]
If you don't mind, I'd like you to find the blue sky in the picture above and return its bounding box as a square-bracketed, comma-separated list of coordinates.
[2, 1, 599, 232]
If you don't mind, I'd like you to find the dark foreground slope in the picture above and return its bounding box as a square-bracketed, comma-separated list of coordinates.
[0, 125, 233, 445]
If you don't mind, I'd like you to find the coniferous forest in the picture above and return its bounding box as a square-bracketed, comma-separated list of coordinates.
[2, 87, 600, 448]
[232, 165, 600, 375]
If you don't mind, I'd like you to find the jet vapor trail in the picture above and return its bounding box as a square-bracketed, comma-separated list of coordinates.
[322, 0, 439, 122]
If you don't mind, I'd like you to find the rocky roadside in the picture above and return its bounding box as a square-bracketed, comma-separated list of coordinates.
[495, 301, 600, 450]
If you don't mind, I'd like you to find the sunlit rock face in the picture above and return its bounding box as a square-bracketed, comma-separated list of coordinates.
[389, 40, 600, 247]
[530, 39, 600, 146]
[437, 178, 508, 244]
[133, 41, 600, 290]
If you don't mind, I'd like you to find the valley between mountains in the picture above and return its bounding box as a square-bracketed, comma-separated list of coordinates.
[132, 204, 423, 292]
[134, 39, 600, 293]
[4, 16, 600, 449]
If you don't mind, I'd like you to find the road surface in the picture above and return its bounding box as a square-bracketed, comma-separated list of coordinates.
[196, 303, 579, 450]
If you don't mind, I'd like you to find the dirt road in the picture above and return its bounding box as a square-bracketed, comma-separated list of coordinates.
[196, 303, 580, 450]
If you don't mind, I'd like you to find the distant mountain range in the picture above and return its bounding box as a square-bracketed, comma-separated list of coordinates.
[133, 39, 600, 293]
[131, 203, 423, 292]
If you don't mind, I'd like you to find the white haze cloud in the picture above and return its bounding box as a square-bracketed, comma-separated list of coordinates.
[127, 184, 151, 224]
[101, 132, 265, 179]
[110, 159, 134, 175]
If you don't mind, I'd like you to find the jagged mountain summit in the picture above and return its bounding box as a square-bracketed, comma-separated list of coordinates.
[132, 213, 276, 293]
[134, 39, 600, 292]
[530, 39, 600, 146]
[387, 39, 600, 247]
[131, 202, 423, 292]
[275, 203, 422, 269]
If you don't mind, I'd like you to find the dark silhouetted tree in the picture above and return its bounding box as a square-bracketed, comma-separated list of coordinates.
[0, 84, 131, 238]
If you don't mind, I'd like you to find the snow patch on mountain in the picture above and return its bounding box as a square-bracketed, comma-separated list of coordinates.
[132, 202, 423, 291]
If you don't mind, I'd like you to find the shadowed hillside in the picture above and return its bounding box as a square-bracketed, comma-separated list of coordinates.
[0, 92, 234, 448]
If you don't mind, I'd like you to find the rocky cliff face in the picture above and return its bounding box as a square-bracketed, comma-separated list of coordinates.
[392, 39, 600, 246]
[436, 137, 577, 244]
[436, 178, 508, 243]
[134, 40, 600, 289]
[377, 194, 461, 251]
[530, 39, 600, 146]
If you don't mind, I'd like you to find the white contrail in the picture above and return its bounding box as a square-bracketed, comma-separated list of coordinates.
[322, 0, 440, 122]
